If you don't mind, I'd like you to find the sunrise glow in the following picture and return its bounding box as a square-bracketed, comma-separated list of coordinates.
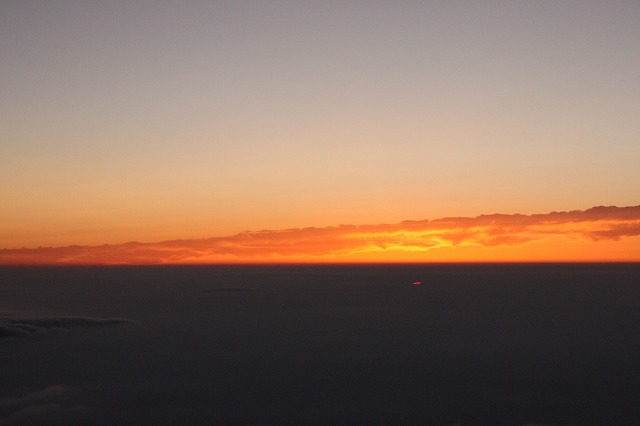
[2, 4, 640, 426]
[2, 206, 638, 265]
[2, 2, 639, 265]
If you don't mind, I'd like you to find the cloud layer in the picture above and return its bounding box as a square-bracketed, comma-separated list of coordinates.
[0, 316, 131, 338]
[1, 205, 639, 264]
[0, 385, 91, 425]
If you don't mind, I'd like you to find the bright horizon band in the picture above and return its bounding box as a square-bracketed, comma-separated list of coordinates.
[2, 205, 638, 265]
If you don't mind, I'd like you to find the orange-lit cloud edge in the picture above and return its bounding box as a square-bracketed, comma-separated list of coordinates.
[2, 205, 640, 265]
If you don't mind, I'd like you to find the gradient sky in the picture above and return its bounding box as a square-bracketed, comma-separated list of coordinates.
[1, 1, 639, 260]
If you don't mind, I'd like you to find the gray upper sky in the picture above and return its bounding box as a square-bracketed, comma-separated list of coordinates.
[1, 1, 639, 247]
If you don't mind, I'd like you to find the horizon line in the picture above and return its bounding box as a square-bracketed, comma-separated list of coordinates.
[2, 204, 639, 265]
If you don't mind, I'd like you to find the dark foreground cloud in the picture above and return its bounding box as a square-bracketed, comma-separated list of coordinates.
[1, 205, 639, 264]
[0, 316, 131, 338]
[0, 386, 90, 425]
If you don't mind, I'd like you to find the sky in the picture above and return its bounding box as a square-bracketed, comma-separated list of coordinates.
[1, 1, 639, 262]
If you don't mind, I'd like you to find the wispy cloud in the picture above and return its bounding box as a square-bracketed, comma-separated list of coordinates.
[0, 316, 131, 338]
[0, 385, 91, 425]
[1, 206, 639, 264]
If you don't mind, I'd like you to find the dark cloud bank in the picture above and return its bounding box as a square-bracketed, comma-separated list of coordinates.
[0, 385, 90, 426]
[1, 264, 639, 424]
[0, 316, 131, 338]
[0, 313, 132, 424]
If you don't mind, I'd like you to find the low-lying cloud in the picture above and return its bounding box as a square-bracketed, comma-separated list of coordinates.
[0, 316, 131, 338]
[1, 205, 639, 264]
[0, 385, 90, 425]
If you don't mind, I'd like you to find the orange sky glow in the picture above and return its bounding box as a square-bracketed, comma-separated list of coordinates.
[3, 3, 640, 262]
[2, 205, 638, 265]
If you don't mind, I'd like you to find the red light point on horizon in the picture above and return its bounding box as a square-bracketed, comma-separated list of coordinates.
[412, 281, 422, 285]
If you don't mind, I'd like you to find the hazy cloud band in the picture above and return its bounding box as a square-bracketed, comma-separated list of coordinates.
[0, 316, 132, 338]
[1, 205, 639, 264]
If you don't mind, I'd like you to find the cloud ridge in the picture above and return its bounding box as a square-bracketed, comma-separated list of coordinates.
[1, 205, 639, 264]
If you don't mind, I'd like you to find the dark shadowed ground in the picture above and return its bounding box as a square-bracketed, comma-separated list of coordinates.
[1, 264, 639, 425]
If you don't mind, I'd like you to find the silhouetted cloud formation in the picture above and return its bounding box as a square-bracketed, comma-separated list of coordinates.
[1, 205, 639, 264]
[0, 316, 131, 338]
